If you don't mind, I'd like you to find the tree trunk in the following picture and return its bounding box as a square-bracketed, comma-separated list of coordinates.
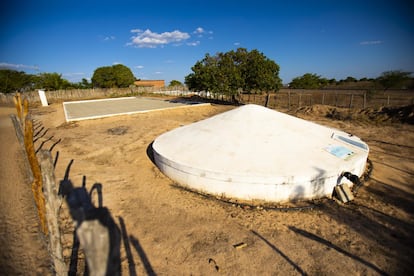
[264, 93, 270, 107]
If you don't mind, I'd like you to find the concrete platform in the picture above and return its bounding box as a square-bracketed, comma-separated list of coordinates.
[63, 97, 209, 122]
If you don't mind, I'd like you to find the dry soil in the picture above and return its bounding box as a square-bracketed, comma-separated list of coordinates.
[1, 100, 413, 275]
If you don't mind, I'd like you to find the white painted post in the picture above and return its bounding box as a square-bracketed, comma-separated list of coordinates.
[38, 90, 48, 106]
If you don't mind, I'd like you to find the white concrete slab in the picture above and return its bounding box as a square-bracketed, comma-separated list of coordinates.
[153, 104, 369, 203]
[63, 97, 209, 122]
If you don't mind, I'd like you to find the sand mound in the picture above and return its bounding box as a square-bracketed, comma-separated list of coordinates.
[296, 104, 414, 124]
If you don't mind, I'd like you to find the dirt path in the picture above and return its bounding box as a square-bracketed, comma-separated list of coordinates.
[0, 107, 51, 275]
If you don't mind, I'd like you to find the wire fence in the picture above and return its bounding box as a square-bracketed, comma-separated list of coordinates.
[1, 88, 413, 109]
[239, 89, 414, 110]
[0, 86, 189, 104]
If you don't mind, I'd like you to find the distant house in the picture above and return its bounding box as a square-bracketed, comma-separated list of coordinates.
[134, 80, 165, 88]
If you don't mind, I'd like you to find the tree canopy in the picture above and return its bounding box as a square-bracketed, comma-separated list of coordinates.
[169, 80, 182, 87]
[34, 72, 72, 91]
[185, 48, 282, 96]
[0, 70, 74, 92]
[289, 73, 328, 89]
[289, 71, 413, 90]
[0, 69, 34, 93]
[91, 64, 135, 88]
[1, 65, 412, 94]
[377, 70, 412, 90]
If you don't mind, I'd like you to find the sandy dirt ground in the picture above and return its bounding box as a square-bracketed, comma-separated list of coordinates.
[0, 106, 51, 275]
[1, 99, 413, 275]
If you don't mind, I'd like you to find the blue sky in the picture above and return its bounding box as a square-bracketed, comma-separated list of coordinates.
[1, 0, 413, 85]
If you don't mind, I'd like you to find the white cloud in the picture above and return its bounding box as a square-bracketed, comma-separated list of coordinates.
[234, 42, 241, 46]
[194, 27, 204, 34]
[360, 40, 383, 45]
[0, 62, 39, 71]
[193, 27, 213, 38]
[134, 65, 144, 69]
[193, 27, 206, 37]
[128, 29, 190, 48]
[104, 35, 115, 41]
[187, 41, 200, 46]
[154, 71, 162, 74]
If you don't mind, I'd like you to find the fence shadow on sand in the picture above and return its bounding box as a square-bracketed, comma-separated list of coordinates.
[59, 159, 156, 276]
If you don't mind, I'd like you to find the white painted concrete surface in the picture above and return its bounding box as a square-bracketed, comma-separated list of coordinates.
[63, 97, 210, 122]
[153, 104, 369, 203]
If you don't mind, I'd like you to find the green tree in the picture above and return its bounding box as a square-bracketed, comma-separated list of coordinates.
[377, 70, 412, 90]
[112, 64, 135, 87]
[185, 54, 220, 93]
[34, 73, 71, 91]
[345, 76, 357, 82]
[92, 66, 114, 88]
[328, 78, 337, 85]
[80, 78, 92, 88]
[92, 64, 135, 88]
[185, 48, 281, 102]
[169, 80, 182, 86]
[289, 73, 327, 89]
[240, 49, 281, 106]
[72, 78, 93, 89]
[215, 50, 244, 97]
[0, 69, 34, 93]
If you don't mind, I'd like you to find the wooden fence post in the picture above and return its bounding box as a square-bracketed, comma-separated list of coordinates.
[77, 219, 110, 276]
[23, 98, 29, 120]
[13, 93, 22, 123]
[288, 91, 291, 110]
[39, 150, 67, 275]
[349, 94, 354, 109]
[24, 115, 48, 234]
[363, 92, 367, 109]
